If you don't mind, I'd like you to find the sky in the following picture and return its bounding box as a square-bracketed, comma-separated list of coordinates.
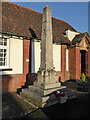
[12, 2, 88, 34]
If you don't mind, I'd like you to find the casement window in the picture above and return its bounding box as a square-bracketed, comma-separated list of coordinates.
[0, 35, 23, 75]
[0, 36, 9, 68]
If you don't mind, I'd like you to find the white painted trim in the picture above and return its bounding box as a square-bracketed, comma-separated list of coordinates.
[65, 30, 80, 41]
[53, 44, 61, 71]
[0, 37, 9, 68]
[66, 49, 69, 71]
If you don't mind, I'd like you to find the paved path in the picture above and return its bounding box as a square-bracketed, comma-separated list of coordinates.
[24, 92, 89, 119]
[2, 80, 89, 119]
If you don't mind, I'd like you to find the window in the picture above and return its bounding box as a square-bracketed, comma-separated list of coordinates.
[0, 36, 9, 68]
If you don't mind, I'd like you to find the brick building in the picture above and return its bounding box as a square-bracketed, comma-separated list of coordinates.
[0, 2, 90, 92]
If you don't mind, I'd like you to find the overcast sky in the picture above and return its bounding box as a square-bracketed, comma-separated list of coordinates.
[10, 2, 88, 34]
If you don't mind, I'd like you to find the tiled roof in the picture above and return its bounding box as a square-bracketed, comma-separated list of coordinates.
[2, 2, 77, 43]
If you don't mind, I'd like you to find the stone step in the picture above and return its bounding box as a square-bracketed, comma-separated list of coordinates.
[22, 88, 43, 101]
[22, 85, 66, 102]
[29, 85, 66, 95]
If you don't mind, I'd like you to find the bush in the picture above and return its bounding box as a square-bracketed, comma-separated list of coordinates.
[81, 73, 86, 82]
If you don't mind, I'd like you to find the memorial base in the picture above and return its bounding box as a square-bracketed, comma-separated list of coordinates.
[22, 84, 66, 107]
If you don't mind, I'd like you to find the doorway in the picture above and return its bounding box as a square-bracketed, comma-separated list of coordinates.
[80, 50, 86, 74]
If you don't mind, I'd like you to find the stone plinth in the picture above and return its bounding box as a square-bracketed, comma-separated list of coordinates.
[22, 85, 66, 107]
[34, 69, 61, 89]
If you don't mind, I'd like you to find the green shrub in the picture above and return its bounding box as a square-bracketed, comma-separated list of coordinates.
[81, 73, 86, 82]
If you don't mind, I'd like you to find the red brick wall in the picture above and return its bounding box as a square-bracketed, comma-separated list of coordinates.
[87, 49, 90, 78]
[61, 45, 70, 82]
[85, 52, 88, 77]
[75, 48, 81, 80]
[69, 47, 81, 80]
[69, 47, 76, 79]
[2, 38, 31, 92]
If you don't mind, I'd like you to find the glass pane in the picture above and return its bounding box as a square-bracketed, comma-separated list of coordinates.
[0, 37, 3, 42]
[0, 49, 3, 52]
[0, 62, 2, 66]
[0, 58, 3, 61]
[0, 62, 4, 66]
[0, 42, 3, 45]
[0, 53, 3, 57]
[0, 48, 7, 66]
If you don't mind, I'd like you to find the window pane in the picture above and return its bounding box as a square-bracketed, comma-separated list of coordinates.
[0, 49, 3, 52]
[0, 42, 3, 45]
[0, 53, 3, 57]
[0, 49, 7, 66]
[0, 37, 3, 42]
[0, 62, 2, 66]
[0, 62, 4, 66]
[0, 58, 3, 61]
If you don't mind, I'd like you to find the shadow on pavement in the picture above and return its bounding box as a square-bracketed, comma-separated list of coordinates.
[24, 92, 89, 119]
[42, 93, 89, 119]
[2, 92, 32, 119]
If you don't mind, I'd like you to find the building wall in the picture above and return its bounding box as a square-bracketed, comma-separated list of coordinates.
[75, 48, 81, 80]
[69, 47, 81, 80]
[69, 47, 76, 79]
[31, 41, 61, 73]
[87, 48, 90, 78]
[61, 45, 70, 82]
[2, 37, 89, 92]
[66, 30, 80, 41]
[0, 37, 23, 75]
[2, 38, 30, 92]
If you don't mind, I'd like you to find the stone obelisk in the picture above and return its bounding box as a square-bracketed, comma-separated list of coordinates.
[22, 6, 65, 108]
[34, 5, 61, 90]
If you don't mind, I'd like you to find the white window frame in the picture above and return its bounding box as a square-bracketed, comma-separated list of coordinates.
[0, 35, 9, 69]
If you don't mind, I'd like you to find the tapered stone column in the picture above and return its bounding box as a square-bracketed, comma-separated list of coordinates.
[22, 6, 66, 108]
[34, 5, 61, 90]
[40, 5, 53, 71]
